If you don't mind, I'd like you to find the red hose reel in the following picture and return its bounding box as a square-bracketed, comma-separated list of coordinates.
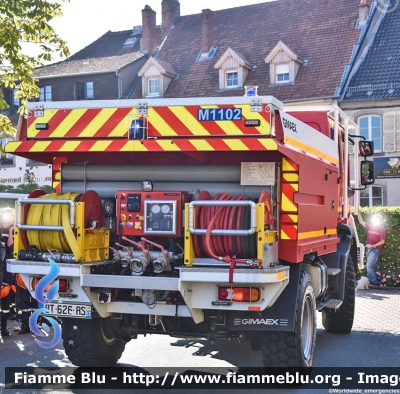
[193, 191, 274, 281]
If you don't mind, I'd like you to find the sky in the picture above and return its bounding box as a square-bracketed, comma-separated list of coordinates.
[48, 0, 271, 60]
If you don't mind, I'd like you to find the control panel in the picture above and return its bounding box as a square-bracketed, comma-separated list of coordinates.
[116, 191, 187, 237]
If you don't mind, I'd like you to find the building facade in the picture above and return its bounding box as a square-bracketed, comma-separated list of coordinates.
[3, 0, 372, 194]
[340, 0, 400, 207]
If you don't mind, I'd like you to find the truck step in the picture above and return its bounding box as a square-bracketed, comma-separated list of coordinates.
[317, 299, 343, 311]
[327, 268, 341, 276]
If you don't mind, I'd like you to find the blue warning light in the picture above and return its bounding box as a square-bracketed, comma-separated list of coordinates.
[246, 89, 257, 97]
[130, 118, 144, 140]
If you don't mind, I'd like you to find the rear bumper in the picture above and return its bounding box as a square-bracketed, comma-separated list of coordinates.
[7, 260, 289, 323]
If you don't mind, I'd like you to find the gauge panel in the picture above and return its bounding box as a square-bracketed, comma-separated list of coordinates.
[116, 191, 187, 237]
[144, 200, 177, 235]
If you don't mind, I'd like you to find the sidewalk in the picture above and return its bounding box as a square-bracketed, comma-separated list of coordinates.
[317, 288, 400, 335]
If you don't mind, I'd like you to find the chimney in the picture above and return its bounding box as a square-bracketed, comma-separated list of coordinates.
[359, 0, 369, 26]
[201, 9, 214, 54]
[161, 0, 180, 37]
[142, 5, 157, 55]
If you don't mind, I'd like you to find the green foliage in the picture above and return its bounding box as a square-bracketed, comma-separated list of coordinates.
[0, 198, 15, 209]
[0, 0, 70, 136]
[353, 206, 400, 287]
[0, 183, 53, 208]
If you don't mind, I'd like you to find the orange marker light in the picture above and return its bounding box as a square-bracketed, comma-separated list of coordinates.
[218, 287, 260, 302]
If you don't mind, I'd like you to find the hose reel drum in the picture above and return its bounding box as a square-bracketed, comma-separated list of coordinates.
[15, 190, 108, 263]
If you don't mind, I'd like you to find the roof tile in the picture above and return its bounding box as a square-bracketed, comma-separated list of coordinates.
[35, 0, 362, 102]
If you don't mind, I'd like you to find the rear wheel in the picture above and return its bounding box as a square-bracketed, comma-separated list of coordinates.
[62, 318, 126, 367]
[261, 269, 316, 368]
[322, 255, 355, 333]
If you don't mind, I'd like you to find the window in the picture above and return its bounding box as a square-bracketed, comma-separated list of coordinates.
[39, 85, 52, 102]
[3, 89, 12, 106]
[148, 78, 160, 95]
[13, 89, 20, 107]
[225, 71, 238, 88]
[214, 48, 252, 91]
[123, 37, 137, 48]
[138, 58, 176, 98]
[276, 64, 290, 83]
[86, 82, 94, 99]
[197, 46, 218, 61]
[360, 185, 383, 207]
[77, 82, 94, 100]
[2, 89, 19, 109]
[359, 116, 382, 152]
[0, 138, 14, 166]
[266, 42, 302, 85]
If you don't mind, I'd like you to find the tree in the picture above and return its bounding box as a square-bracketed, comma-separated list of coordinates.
[0, 0, 70, 136]
[0, 169, 53, 208]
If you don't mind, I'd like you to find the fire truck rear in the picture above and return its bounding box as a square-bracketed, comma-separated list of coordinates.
[6, 95, 374, 368]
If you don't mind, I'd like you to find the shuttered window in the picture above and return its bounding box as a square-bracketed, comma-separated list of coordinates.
[382, 112, 400, 153]
[359, 115, 382, 152]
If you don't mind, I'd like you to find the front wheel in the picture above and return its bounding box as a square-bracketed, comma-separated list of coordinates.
[261, 269, 316, 368]
[62, 318, 126, 367]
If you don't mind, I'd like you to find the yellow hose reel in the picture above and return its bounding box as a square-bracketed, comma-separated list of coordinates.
[15, 191, 109, 263]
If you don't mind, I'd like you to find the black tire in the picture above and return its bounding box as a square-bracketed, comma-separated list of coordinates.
[62, 318, 126, 367]
[261, 269, 316, 368]
[322, 255, 355, 333]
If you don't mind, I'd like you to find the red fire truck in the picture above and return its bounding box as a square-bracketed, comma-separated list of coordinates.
[6, 95, 373, 367]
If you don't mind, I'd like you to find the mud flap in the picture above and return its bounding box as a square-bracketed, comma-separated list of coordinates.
[228, 263, 301, 332]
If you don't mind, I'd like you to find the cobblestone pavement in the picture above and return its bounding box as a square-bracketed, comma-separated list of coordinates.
[317, 287, 400, 335]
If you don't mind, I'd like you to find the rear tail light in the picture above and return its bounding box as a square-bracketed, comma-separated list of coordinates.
[31, 278, 68, 292]
[58, 279, 68, 293]
[218, 287, 260, 302]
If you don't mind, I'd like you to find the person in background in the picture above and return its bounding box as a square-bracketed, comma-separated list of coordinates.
[0, 208, 15, 337]
[357, 212, 386, 286]
[15, 274, 38, 334]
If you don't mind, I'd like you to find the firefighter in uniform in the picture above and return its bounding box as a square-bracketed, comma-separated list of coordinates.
[15, 274, 38, 334]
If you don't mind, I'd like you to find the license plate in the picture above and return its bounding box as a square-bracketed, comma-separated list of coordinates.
[39, 303, 92, 318]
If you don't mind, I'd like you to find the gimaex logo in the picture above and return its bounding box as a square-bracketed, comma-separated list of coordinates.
[29, 258, 62, 348]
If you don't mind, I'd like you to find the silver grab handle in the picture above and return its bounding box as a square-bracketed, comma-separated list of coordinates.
[16, 199, 76, 231]
[188, 200, 257, 236]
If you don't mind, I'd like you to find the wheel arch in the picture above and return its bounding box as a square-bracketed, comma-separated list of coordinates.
[338, 223, 359, 274]
[228, 262, 302, 333]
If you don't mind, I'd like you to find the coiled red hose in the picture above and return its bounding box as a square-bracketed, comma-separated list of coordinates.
[193, 191, 274, 279]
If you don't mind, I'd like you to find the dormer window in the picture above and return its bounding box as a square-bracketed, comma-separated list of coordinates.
[148, 78, 160, 95]
[138, 57, 177, 98]
[265, 41, 303, 85]
[215, 47, 252, 91]
[226, 71, 238, 88]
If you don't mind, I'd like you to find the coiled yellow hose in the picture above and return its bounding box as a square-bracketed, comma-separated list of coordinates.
[26, 193, 82, 260]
